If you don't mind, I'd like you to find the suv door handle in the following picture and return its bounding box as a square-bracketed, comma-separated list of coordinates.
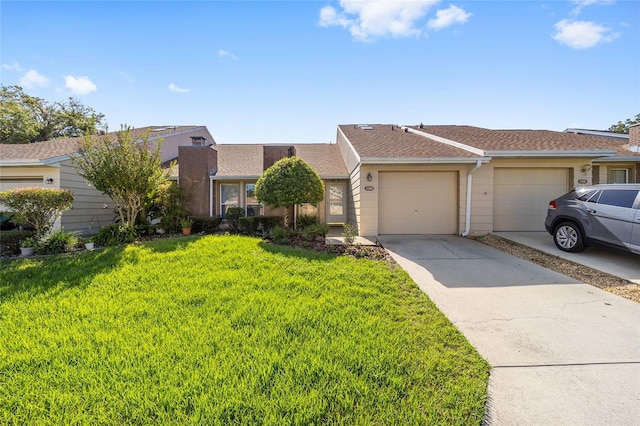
[587, 209, 596, 214]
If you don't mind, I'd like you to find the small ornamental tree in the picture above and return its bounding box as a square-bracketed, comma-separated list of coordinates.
[0, 187, 74, 234]
[255, 156, 324, 228]
[72, 126, 169, 229]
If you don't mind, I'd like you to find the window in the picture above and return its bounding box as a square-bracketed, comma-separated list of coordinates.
[577, 190, 601, 203]
[597, 190, 639, 208]
[245, 184, 262, 217]
[220, 183, 239, 218]
[611, 169, 628, 184]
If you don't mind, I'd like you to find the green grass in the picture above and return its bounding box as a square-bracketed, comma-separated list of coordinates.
[0, 236, 489, 425]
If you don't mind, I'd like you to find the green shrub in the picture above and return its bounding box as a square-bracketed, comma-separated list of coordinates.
[191, 216, 221, 234]
[225, 207, 244, 233]
[0, 188, 74, 235]
[256, 216, 282, 232]
[343, 223, 358, 246]
[35, 229, 79, 255]
[91, 224, 137, 247]
[297, 214, 320, 229]
[270, 225, 296, 245]
[0, 229, 35, 257]
[302, 223, 328, 242]
[238, 217, 259, 236]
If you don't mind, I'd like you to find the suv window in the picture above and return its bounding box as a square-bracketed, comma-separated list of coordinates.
[596, 190, 639, 208]
[577, 190, 600, 203]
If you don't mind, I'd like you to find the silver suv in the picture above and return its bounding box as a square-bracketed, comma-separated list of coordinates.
[545, 184, 640, 254]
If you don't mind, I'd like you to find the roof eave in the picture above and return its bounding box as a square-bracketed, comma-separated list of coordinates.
[0, 159, 46, 167]
[593, 156, 640, 163]
[485, 150, 618, 157]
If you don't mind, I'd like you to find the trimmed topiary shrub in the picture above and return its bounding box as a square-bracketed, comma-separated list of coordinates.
[225, 207, 244, 234]
[0, 188, 74, 235]
[191, 216, 221, 234]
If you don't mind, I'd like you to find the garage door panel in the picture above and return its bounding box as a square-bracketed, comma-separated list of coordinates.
[494, 168, 568, 232]
[379, 172, 457, 234]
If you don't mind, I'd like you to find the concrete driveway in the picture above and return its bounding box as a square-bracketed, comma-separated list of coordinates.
[377, 235, 640, 426]
[495, 231, 640, 285]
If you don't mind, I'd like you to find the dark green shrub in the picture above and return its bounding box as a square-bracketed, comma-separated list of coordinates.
[297, 214, 320, 229]
[225, 207, 244, 233]
[238, 217, 259, 236]
[270, 225, 296, 245]
[302, 223, 328, 242]
[0, 229, 35, 257]
[191, 216, 221, 234]
[92, 224, 137, 247]
[256, 216, 282, 232]
[35, 229, 79, 255]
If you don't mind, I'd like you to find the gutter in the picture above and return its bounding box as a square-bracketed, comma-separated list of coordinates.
[485, 150, 618, 157]
[461, 159, 483, 237]
[360, 157, 490, 165]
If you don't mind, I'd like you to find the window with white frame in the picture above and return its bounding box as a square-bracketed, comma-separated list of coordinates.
[245, 184, 263, 217]
[220, 183, 239, 218]
[611, 169, 628, 184]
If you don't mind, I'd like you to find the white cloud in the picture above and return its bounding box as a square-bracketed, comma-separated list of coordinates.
[2, 61, 23, 71]
[64, 75, 97, 95]
[19, 69, 49, 88]
[427, 5, 471, 30]
[571, 0, 615, 15]
[168, 83, 190, 93]
[319, 0, 441, 41]
[552, 19, 618, 49]
[218, 49, 237, 60]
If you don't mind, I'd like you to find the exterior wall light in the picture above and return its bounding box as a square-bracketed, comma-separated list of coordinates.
[366, 172, 373, 181]
[45, 178, 54, 184]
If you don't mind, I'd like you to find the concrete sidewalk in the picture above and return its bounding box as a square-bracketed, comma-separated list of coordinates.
[378, 235, 640, 426]
[495, 231, 640, 285]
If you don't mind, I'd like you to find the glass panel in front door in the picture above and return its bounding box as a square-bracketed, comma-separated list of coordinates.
[327, 183, 346, 223]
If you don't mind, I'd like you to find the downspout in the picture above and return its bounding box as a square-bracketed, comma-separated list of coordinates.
[461, 160, 483, 237]
[209, 176, 214, 217]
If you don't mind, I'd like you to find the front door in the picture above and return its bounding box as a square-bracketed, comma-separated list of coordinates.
[326, 182, 347, 224]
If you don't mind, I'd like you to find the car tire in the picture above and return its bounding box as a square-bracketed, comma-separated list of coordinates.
[553, 222, 585, 252]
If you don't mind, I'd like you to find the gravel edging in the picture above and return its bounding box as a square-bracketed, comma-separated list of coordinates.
[471, 234, 639, 304]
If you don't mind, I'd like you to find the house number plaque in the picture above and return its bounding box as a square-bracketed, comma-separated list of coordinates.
[577, 179, 588, 184]
[364, 186, 374, 191]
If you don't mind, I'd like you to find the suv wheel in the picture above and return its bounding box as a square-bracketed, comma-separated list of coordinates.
[554, 222, 585, 252]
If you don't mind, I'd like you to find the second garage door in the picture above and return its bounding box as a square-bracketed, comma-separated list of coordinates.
[494, 168, 569, 231]
[379, 171, 457, 234]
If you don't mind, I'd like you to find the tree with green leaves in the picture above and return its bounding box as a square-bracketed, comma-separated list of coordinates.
[608, 113, 640, 134]
[255, 156, 324, 228]
[0, 188, 74, 235]
[0, 85, 105, 144]
[72, 127, 169, 229]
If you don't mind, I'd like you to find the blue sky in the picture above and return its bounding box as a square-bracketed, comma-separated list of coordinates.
[1, 0, 638, 143]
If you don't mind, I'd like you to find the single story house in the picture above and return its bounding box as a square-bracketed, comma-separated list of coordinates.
[177, 123, 638, 236]
[0, 126, 215, 232]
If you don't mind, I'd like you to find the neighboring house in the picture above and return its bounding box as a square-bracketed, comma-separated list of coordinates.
[565, 127, 639, 185]
[0, 126, 215, 233]
[177, 143, 349, 224]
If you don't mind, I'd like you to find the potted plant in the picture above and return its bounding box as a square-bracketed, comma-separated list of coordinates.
[20, 236, 37, 257]
[84, 237, 95, 251]
[180, 217, 194, 236]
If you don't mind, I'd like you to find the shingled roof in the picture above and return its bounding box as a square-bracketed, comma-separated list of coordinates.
[0, 126, 201, 163]
[339, 124, 483, 160]
[339, 124, 624, 160]
[214, 144, 348, 179]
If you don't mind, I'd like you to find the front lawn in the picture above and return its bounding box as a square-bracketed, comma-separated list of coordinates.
[0, 236, 489, 424]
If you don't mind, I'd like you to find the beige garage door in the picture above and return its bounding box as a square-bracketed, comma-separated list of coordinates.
[379, 172, 457, 234]
[494, 168, 569, 231]
[0, 177, 45, 192]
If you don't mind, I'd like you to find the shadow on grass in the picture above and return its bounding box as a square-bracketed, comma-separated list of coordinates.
[0, 246, 129, 302]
